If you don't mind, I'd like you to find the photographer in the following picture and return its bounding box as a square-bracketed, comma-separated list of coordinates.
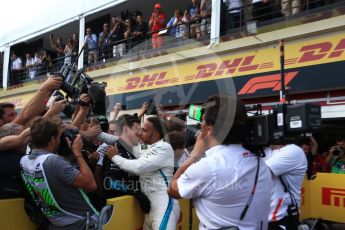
[326, 137, 345, 174]
[21, 117, 98, 229]
[168, 96, 272, 229]
[264, 143, 307, 229]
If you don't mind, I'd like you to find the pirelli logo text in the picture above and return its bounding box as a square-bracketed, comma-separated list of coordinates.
[322, 187, 345, 208]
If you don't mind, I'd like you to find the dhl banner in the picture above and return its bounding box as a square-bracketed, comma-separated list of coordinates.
[1, 30, 345, 109]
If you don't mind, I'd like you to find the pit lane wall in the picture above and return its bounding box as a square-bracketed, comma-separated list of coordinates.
[1, 15, 345, 110]
[1, 173, 344, 229]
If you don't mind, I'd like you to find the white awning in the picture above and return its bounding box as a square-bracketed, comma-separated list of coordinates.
[0, 0, 126, 50]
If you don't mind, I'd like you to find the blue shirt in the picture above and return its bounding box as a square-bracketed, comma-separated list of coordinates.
[84, 34, 98, 50]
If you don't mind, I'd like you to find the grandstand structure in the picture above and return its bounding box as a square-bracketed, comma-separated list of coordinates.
[0, 0, 345, 124]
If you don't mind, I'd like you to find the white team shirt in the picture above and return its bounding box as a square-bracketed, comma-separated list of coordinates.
[264, 144, 307, 222]
[177, 144, 272, 230]
[12, 57, 22, 70]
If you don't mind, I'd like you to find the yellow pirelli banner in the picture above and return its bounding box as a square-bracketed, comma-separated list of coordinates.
[301, 173, 345, 223]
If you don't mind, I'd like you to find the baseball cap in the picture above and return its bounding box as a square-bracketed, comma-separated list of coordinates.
[154, 3, 161, 9]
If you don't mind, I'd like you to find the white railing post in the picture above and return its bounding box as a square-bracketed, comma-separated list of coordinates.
[78, 16, 85, 70]
[209, 0, 221, 47]
[2, 46, 10, 89]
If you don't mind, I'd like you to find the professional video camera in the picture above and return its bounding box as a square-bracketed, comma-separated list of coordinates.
[50, 47, 108, 117]
[188, 102, 322, 146]
[52, 63, 93, 101]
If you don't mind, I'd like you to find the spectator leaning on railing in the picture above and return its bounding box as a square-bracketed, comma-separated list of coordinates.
[84, 28, 99, 64]
[132, 13, 149, 47]
[99, 23, 112, 61]
[49, 34, 65, 70]
[200, 0, 212, 36]
[110, 16, 126, 58]
[149, 3, 166, 48]
[25, 53, 36, 79]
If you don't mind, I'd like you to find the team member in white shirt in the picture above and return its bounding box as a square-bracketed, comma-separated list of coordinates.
[168, 95, 272, 230]
[264, 144, 307, 230]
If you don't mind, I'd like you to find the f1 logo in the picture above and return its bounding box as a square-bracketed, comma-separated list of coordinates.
[322, 187, 345, 207]
[238, 71, 298, 95]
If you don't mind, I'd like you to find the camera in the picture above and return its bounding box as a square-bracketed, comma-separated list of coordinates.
[332, 146, 344, 156]
[57, 127, 80, 157]
[187, 103, 322, 146]
[52, 64, 92, 100]
[52, 90, 76, 117]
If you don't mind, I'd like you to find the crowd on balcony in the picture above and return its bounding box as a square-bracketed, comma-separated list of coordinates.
[6, 0, 339, 85]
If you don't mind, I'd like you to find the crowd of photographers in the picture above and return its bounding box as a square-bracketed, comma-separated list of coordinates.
[0, 75, 344, 229]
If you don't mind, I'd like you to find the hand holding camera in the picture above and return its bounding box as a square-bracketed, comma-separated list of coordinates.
[47, 99, 67, 116]
[42, 76, 63, 92]
[105, 144, 119, 159]
[70, 134, 84, 156]
[330, 146, 344, 156]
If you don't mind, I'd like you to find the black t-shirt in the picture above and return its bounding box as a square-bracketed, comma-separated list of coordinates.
[0, 150, 24, 198]
[110, 23, 125, 43]
[102, 142, 140, 198]
[133, 22, 148, 39]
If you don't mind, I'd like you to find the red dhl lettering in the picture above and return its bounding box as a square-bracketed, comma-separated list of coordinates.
[238, 71, 298, 95]
[125, 72, 169, 90]
[196, 55, 260, 79]
[322, 187, 345, 207]
[298, 39, 345, 63]
[195, 63, 217, 79]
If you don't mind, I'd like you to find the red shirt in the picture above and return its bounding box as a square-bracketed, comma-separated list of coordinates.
[150, 12, 166, 32]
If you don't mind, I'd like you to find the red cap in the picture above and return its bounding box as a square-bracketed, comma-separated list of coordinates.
[154, 3, 161, 9]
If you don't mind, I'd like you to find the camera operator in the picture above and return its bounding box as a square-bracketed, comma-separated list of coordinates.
[326, 136, 345, 174]
[21, 117, 98, 229]
[264, 143, 307, 229]
[105, 116, 180, 230]
[168, 95, 272, 230]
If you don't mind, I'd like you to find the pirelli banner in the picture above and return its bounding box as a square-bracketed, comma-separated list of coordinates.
[1, 30, 345, 109]
[301, 173, 345, 223]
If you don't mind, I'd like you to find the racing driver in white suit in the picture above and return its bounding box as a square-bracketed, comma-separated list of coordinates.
[105, 116, 180, 230]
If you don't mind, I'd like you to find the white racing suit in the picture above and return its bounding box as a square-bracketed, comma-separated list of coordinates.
[111, 139, 180, 230]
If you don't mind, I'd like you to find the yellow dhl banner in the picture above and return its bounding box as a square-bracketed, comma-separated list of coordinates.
[1, 31, 344, 109]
